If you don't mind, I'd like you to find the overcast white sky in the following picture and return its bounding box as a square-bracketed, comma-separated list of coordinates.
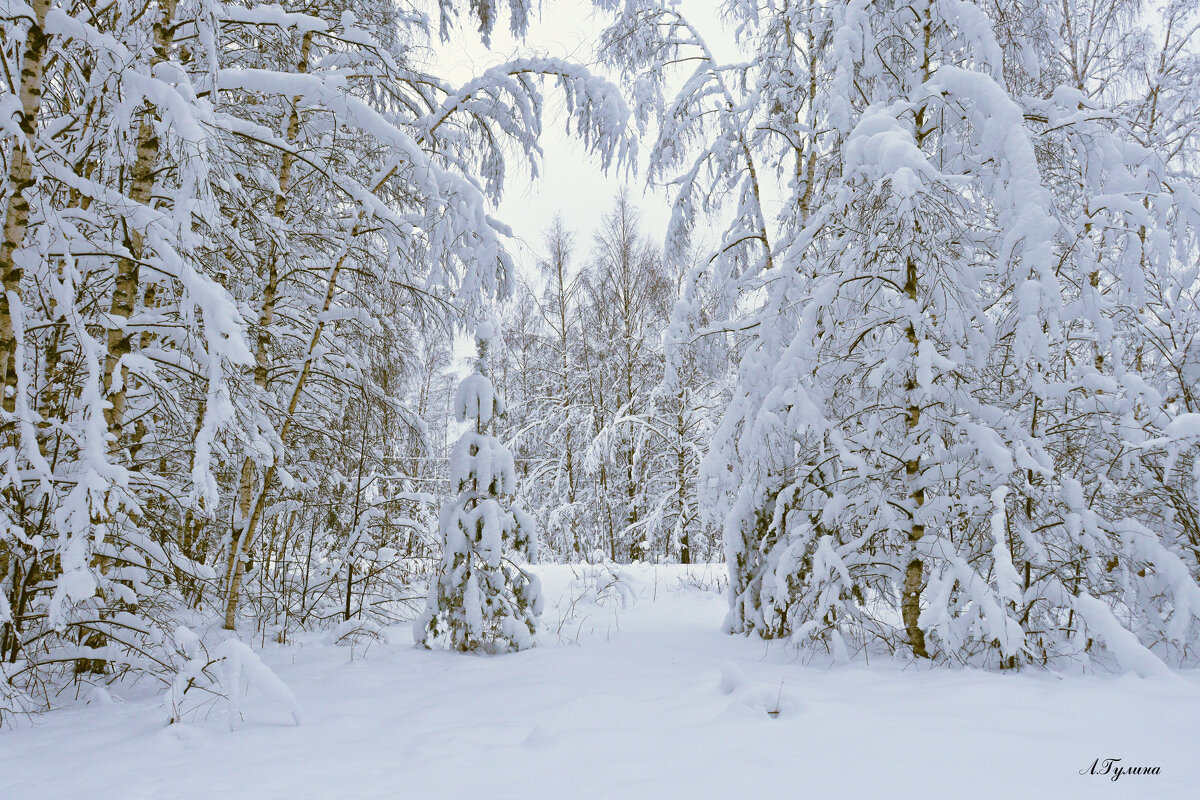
[433, 0, 731, 268]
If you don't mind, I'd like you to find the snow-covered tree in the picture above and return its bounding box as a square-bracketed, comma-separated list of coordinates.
[599, 0, 1200, 670]
[416, 323, 542, 653]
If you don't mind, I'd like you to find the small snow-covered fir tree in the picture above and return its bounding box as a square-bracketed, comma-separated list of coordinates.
[416, 324, 542, 653]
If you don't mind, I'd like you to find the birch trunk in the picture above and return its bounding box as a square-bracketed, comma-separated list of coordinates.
[103, 0, 179, 449]
[74, 0, 180, 676]
[901, 253, 929, 659]
[900, 16, 934, 660]
[0, 0, 52, 408]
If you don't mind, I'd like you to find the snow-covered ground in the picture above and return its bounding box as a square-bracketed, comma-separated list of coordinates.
[3, 563, 1198, 799]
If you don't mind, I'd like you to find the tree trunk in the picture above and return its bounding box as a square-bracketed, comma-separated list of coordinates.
[677, 405, 690, 564]
[103, 0, 178, 449]
[901, 253, 929, 660]
[899, 11, 934, 661]
[0, 0, 52, 408]
[77, 0, 179, 676]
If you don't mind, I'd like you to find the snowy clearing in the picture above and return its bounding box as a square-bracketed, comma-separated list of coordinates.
[2, 564, 1197, 800]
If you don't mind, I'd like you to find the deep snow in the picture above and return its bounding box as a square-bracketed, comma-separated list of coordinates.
[2, 563, 1197, 799]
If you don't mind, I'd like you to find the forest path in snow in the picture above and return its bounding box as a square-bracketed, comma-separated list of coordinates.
[2, 564, 1198, 799]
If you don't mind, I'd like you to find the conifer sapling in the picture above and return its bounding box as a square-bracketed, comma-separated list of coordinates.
[416, 323, 542, 653]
